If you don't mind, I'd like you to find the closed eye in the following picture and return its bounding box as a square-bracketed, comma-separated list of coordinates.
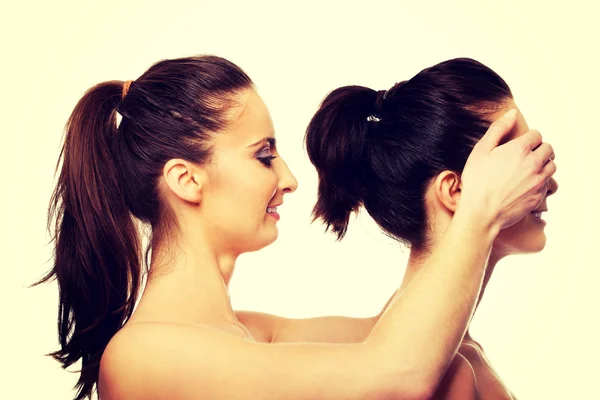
[258, 155, 277, 167]
[256, 143, 277, 167]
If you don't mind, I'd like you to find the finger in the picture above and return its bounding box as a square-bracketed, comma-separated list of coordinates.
[532, 142, 554, 164]
[540, 159, 557, 180]
[477, 108, 518, 150]
[516, 129, 543, 151]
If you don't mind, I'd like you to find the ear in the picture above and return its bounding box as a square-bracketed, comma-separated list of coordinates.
[432, 170, 462, 213]
[162, 159, 205, 203]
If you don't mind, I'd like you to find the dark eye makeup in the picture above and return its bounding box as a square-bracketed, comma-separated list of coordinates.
[252, 137, 277, 167]
[258, 154, 277, 167]
[256, 142, 277, 167]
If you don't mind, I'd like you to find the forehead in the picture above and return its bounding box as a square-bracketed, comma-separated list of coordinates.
[216, 89, 275, 147]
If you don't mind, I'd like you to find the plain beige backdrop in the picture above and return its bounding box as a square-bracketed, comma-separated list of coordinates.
[1, 0, 598, 399]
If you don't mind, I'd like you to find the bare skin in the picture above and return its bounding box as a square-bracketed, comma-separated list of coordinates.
[98, 91, 555, 400]
[431, 102, 558, 399]
[231, 102, 558, 400]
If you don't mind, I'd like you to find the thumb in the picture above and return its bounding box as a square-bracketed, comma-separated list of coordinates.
[477, 108, 518, 151]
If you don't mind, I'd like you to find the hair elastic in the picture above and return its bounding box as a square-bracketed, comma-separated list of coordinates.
[367, 89, 388, 122]
[122, 80, 133, 100]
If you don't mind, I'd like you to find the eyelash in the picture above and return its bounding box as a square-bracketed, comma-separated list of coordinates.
[258, 155, 277, 167]
[256, 139, 277, 167]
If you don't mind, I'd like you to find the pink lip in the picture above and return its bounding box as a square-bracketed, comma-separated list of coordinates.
[530, 213, 547, 225]
[267, 211, 280, 221]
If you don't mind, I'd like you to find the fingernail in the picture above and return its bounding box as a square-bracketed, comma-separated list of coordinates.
[504, 109, 517, 119]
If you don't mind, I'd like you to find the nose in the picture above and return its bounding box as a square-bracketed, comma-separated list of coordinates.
[275, 156, 298, 194]
[546, 176, 558, 197]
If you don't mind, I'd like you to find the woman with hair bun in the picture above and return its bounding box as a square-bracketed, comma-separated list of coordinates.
[306, 57, 558, 398]
[40, 55, 554, 399]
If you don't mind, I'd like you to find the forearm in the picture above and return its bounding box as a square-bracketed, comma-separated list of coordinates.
[366, 208, 498, 392]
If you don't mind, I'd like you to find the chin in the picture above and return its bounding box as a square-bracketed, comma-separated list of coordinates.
[493, 213, 550, 257]
[261, 229, 279, 248]
[243, 228, 279, 253]
[493, 233, 547, 257]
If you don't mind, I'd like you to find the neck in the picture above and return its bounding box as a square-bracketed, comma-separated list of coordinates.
[130, 226, 241, 327]
[400, 245, 505, 343]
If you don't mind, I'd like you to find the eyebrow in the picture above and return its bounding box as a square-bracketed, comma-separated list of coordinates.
[247, 137, 276, 148]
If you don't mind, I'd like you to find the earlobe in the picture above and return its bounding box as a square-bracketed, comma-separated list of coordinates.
[163, 159, 203, 203]
[433, 171, 462, 213]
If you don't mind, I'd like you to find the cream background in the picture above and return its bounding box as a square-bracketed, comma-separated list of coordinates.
[1, 0, 598, 399]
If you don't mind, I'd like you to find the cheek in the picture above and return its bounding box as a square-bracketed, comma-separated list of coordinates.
[250, 167, 278, 199]
[213, 164, 278, 215]
[232, 168, 277, 205]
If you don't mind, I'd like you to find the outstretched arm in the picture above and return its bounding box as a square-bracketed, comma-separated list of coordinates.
[101, 110, 556, 400]
[238, 110, 556, 351]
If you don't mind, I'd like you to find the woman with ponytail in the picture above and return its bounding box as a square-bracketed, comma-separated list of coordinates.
[40, 55, 554, 399]
[306, 57, 558, 398]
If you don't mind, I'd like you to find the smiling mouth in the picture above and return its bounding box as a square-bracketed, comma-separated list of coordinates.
[266, 206, 280, 221]
[531, 209, 548, 220]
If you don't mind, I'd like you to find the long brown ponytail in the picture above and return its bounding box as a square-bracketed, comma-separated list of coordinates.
[36, 55, 253, 399]
[37, 81, 142, 400]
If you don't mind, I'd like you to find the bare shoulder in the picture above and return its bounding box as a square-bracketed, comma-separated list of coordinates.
[98, 322, 250, 400]
[459, 341, 516, 399]
[431, 353, 478, 400]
